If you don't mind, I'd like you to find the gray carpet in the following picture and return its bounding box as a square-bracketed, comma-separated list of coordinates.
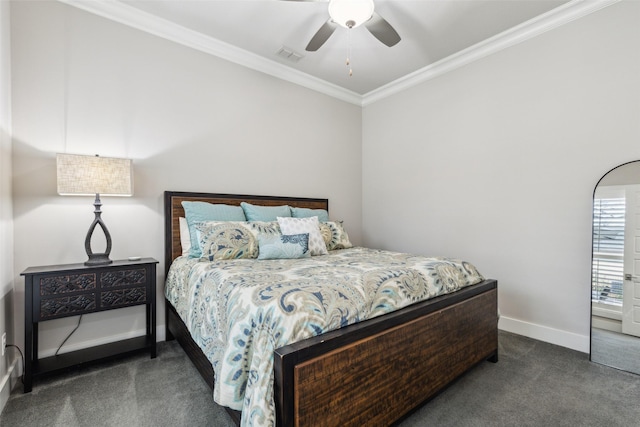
[591, 327, 640, 375]
[1, 331, 639, 426]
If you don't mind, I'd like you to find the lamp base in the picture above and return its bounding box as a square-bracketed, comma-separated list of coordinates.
[84, 194, 114, 267]
[85, 253, 113, 266]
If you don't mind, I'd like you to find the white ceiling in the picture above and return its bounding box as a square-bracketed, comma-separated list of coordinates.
[61, 0, 625, 104]
[116, 0, 569, 95]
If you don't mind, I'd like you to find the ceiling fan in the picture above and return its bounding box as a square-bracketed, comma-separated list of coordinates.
[282, 0, 401, 52]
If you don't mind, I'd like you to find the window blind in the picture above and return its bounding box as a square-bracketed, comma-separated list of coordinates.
[592, 197, 625, 305]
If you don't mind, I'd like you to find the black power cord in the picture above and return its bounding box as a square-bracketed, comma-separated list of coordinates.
[55, 314, 83, 356]
[1, 315, 84, 388]
[5, 344, 25, 385]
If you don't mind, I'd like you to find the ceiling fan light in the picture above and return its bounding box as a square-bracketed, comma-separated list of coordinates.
[328, 0, 374, 29]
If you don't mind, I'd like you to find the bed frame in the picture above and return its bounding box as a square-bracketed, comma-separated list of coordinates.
[164, 191, 498, 427]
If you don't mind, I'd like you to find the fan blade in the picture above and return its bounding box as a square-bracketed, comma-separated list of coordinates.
[305, 19, 337, 51]
[364, 12, 401, 47]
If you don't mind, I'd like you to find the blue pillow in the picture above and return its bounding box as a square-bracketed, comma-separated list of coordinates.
[257, 233, 310, 260]
[241, 202, 291, 221]
[291, 207, 329, 223]
[182, 201, 246, 258]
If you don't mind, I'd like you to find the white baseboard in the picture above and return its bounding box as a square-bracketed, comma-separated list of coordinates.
[0, 356, 20, 415]
[499, 315, 590, 353]
[38, 327, 167, 358]
[591, 316, 622, 333]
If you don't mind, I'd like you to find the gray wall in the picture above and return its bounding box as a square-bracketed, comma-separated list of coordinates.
[10, 1, 362, 357]
[0, 0, 15, 410]
[362, 1, 640, 351]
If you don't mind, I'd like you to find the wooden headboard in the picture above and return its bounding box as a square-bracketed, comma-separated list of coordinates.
[164, 191, 329, 274]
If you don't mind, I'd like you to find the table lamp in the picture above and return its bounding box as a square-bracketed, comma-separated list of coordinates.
[56, 153, 133, 265]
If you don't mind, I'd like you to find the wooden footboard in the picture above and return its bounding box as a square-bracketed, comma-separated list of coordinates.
[167, 280, 497, 427]
[274, 280, 498, 427]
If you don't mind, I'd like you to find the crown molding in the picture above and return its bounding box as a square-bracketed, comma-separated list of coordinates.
[59, 0, 620, 108]
[362, 0, 621, 106]
[57, 0, 363, 106]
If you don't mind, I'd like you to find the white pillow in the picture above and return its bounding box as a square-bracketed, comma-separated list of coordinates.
[277, 216, 328, 256]
[179, 217, 191, 256]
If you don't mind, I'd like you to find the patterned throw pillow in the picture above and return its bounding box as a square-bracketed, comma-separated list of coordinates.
[182, 201, 247, 258]
[194, 221, 280, 261]
[277, 216, 328, 256]
[319, 221, 353, 251]
[257, 233, 310, 260]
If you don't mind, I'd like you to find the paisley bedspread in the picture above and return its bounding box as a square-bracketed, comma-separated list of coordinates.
[164, 247, 484, 427]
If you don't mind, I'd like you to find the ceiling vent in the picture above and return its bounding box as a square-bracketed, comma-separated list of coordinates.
[276, 46, 304, 63]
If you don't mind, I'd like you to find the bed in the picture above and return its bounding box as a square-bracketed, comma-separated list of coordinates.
[164, 191, 498, 427]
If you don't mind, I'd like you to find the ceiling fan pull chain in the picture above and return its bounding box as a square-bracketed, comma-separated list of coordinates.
[347, 25, 353, 77]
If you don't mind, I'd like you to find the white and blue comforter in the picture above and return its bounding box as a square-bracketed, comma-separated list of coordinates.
[165, 247, 484, 427]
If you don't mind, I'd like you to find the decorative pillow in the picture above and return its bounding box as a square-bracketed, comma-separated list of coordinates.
[241, 202, 291, 221]
[291, 207, 329, 223]
[258, 233, 310, 260]
[182, 201, 246, 258]
[179, 217, 191, 256]
[277, 216, 328, 256]
[319, 221, 353, 251]
[195, 221, 280, 261]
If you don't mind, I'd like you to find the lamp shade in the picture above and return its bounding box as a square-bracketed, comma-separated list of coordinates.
[57, 153, 133, 196]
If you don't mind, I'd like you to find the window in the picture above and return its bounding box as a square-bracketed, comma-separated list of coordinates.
[592, 196, 625, 306]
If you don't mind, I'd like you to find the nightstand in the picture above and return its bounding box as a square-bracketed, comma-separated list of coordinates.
[21, 258, 158, 392]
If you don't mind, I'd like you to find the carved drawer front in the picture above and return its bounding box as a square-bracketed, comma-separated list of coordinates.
[39, 294, 97, 319]
[100, 287, 147, 308]
[100, 268, 146, 288]
[40, 273, 96, 296]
